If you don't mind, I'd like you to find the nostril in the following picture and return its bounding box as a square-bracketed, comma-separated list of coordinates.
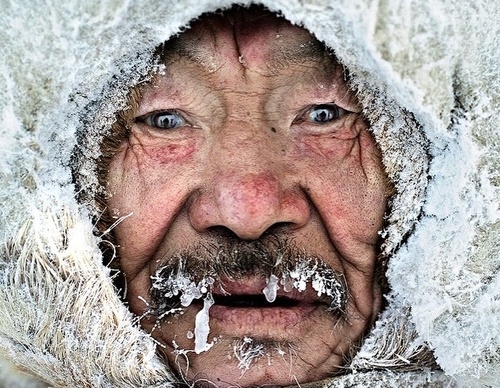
[207, 222, 294, 241]
[207, 225, 240, 239]
[261, 222, 294, 237]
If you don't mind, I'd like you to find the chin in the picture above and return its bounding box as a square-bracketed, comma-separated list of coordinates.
[166, 336, 335, 387]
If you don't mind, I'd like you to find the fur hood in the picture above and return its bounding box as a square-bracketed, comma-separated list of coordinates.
[1, 0, 499, 386]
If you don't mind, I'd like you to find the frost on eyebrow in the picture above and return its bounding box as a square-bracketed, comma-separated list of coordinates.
[156, 34, 220, 74]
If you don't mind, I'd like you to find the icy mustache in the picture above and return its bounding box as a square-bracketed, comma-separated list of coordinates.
[149, 239, 348, 319]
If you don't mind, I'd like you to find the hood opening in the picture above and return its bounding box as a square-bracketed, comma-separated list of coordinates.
[68, 2, 433, 382]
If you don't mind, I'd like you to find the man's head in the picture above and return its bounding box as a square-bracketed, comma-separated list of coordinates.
[104, 5, 389, 387]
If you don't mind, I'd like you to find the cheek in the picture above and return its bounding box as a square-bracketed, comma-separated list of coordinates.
[296, 138, 354, 161]
[295, 128, 387, 243]
[145, 142, 197, 164]
[107, 135, 198, 197]
[105, 140, 199, 266]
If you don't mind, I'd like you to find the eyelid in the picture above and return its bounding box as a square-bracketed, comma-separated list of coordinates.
[135, 109, 183, 122]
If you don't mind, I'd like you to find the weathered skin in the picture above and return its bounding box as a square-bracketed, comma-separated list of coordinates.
[106, 8, 388, 387]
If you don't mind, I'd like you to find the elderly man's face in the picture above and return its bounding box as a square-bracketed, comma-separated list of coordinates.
[106, 8, 387, 388]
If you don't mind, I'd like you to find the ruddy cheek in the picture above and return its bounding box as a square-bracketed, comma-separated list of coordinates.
[143, 142, 197, 164]
[294, 137, 355, 162]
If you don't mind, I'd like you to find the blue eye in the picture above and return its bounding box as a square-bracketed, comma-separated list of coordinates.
[139, 110, 187, 130]
[307, 104, 346, 123]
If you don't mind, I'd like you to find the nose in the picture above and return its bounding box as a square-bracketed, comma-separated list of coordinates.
[188, 129, 310, 240]
[189, 172, 310, 240]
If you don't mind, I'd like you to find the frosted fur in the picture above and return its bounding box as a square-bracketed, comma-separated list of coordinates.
[0, 0, 498, 387]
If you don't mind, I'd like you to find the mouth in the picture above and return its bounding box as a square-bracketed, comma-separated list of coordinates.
[211, 293, 300, 308]
[151, 266, 347, 320]
[149, 269, 348, 354]
[195, 279, 331, 332]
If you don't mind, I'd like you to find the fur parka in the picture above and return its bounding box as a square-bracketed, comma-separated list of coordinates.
[0, 0, 499, 386]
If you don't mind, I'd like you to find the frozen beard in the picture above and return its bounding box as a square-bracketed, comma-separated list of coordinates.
[149, 237, 348, 364]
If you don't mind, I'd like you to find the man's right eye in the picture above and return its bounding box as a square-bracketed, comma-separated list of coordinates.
[136, 110, 187, 130]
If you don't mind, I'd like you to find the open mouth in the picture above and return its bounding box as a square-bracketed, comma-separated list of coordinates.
[150, 261, 348, 322]
[205, 289, 325, 331]
[211, 293, 301, 308]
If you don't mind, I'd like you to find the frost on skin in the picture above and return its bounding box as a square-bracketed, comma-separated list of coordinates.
[289, 261, 348, 313]
[194, 293, 215, 354]
[150, 263, 215, 314]
[263, 274, 279, 303]
[150, 239, 349, 316]
[232, 337, 299, 375]
[263, 264, 348, 315]
[151, 257, 348, 319]
[234, 337, 266, 371]
[150, 270, 216, 353]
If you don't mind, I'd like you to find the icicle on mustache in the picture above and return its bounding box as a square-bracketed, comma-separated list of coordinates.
[149, 239, 348, 354]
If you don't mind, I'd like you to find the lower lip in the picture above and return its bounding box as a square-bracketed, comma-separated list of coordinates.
[208, 303, 321, 329]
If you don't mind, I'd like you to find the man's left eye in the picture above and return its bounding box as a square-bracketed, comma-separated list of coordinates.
[137, 110, 187, 130]
[305, 104, 347, 124]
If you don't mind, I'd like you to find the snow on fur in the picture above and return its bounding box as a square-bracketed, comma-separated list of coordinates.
[0, 0, 498, 386]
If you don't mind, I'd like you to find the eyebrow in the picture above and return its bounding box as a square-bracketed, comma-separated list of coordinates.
[160, 38, 214, 70]
[268, 39, 331, 72]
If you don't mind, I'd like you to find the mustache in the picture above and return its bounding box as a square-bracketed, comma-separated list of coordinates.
[149, 236, 348, 319]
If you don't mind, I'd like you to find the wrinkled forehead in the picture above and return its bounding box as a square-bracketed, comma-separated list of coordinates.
[161, 6, 331, 74]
